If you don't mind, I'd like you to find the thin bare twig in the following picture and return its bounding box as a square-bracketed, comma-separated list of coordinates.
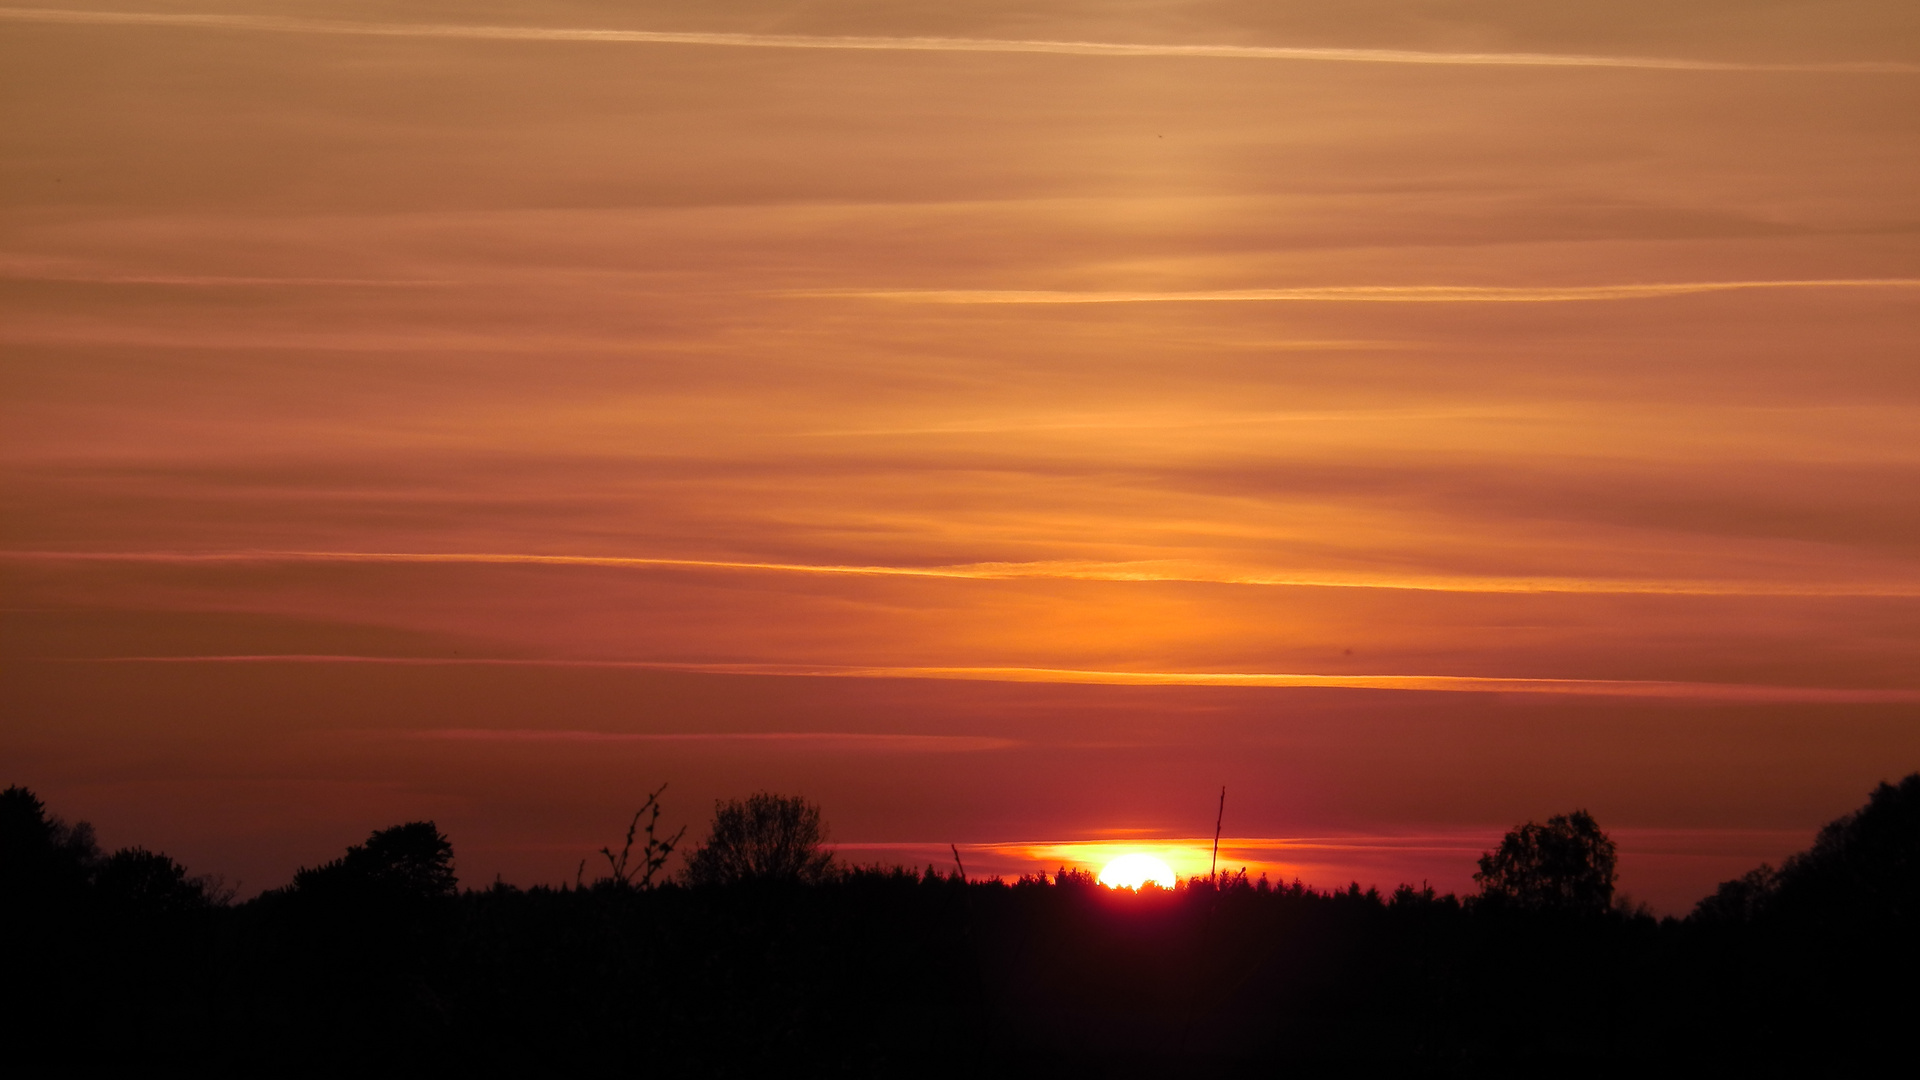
[1210, 785, 1226, 881]
[597, 782, 686, 890]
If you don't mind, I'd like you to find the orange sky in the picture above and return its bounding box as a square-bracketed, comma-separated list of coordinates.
[3, 1, 1918, 912]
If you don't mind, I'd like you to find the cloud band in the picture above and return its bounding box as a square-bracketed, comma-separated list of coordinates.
[54, 654, 1920, 703]
[3, 9, 1913, 74]
[825, 280, 1920, 305]
[4, 549, 1915, 598]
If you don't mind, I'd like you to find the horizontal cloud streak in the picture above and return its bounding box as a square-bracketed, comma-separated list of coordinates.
[5, 549, 1914, 598]
[941, 829, 1819, 885]
[3, 9, 1912, 73]
[56, 655, 1920, 702]
[829, 280, 1920, 305]
[0, 273, 454, 288]
[976, 829, 1813, 856]
[405, 728, 1017, 752]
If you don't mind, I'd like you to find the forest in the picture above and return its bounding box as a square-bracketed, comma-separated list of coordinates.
[4, 776, 1915, 1075]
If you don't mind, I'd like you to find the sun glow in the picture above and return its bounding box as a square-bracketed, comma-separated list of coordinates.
[1098, 853, 1178, 890]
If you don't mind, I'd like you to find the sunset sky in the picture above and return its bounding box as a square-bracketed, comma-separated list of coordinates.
[4, 1, 1917, 912]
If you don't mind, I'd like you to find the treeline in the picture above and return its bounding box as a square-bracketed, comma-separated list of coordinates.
[3, 778, 1915, 1074]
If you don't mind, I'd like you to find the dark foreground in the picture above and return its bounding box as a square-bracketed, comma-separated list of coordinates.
[6, 778, 1917, 1076]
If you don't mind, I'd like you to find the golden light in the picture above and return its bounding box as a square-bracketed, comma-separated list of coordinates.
[1098, 853, 1178, 891]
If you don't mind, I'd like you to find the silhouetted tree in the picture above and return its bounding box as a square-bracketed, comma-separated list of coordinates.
[683, 793, 834, 885]
[93, 847, 215, 914]
[1, 784, 99, 904]
[24, 779, 1917, 1069]
[1474, 809, 1616, 914]
[1691, 864, 1779, 925]
[1774, 773, 1919, 924]
[1695, 773, 1920, 928]
[290, 820, 457, 901]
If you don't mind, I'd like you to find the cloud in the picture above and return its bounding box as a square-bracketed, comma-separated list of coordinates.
[3, 9, 1913, 73]
[405, 728, 1017, 752]
[5, 549, 1915, 598]
[822, 280, 1920, 305]
[0, 274, 453, 288]
[56, 654, 1920, 703]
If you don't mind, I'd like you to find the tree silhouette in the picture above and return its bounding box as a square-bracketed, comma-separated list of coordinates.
[683, 792, 834, 885]
[1, 784, 99, 904]
[93, 847, 215, 914]
[1692, 863, 1778, 925]
[1695, 772, 1920, 927]
[1773, 773, 1918, 924]
[1474, 809, 1616, 914]
[290, 820, 457, 901]
[19, 777, 1920, 1069]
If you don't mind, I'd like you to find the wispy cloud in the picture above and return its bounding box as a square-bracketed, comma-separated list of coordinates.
[405, 728, 1016, 752]
[823, 280, 1920, 305]
[0, 273, 453, 288]
[988, 835, 1494, 863]
[5, 549, 1915, 598]
[57, 654, 1920, 703]
[3, 9, 1912, 73]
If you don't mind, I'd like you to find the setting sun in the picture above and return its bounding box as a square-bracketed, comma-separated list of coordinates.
[1098, 854, 1178, 891]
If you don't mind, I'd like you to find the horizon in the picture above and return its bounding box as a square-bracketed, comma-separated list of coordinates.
[4, 0, 1917, 917]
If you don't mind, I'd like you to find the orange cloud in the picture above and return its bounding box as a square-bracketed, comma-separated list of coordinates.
[7, 9, 1915, 73]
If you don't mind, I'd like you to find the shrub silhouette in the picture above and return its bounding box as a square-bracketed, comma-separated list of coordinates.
[1474, 809, 1616, 914]
[683, 792, 834, 885]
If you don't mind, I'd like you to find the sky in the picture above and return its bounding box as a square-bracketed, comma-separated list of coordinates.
[3, 0, 1917, 913]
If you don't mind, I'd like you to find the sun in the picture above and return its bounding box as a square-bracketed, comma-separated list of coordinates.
[1098, 853, 1177, 890]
